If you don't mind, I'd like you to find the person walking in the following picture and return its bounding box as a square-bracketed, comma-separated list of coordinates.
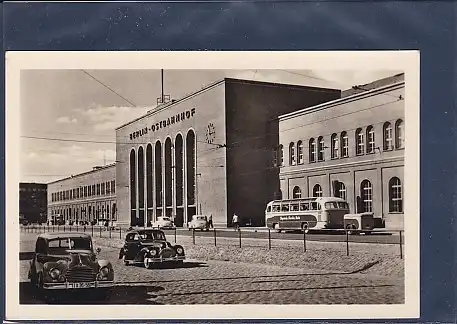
[232, 213, 239, 231]
[208, 214, 214, 228]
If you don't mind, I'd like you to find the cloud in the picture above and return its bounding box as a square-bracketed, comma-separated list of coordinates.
[78, 105, 151, 132]
[56, 116, 78, 124]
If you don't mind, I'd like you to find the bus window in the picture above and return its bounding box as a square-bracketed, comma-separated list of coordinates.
[299, 202, 309, 211]
[311, 202, 321, 210]
[281, 204, 289, 212]
[290, 203, 299, 211]
[272, 205, 281, 212]
[325, 202, 339, 210]
[338, 202, 349, 209]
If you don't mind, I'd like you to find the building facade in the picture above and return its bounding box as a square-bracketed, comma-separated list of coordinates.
[19, 183, 47, 224]
[278, 77, 405, 229]
[47, 164, 116, 225]
[116, 78, 341, 228]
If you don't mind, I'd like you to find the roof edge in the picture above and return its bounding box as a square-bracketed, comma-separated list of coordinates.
[47, 162, 116, 185]
[279, 80, 405, 120]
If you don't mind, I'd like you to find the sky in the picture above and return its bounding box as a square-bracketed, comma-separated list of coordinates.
[20, 69, 400, 183]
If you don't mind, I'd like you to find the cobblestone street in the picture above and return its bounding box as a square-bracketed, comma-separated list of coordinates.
[19, 233, 404, 305]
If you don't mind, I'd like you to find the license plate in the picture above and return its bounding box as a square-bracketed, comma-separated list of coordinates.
[69, 282, 95, 289]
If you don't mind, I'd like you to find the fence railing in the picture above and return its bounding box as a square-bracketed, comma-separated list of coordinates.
[20, 224, 404, 259]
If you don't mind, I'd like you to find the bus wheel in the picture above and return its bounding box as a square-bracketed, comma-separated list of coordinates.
[301, 223, 309, 234]
[274, 223, 281, 233]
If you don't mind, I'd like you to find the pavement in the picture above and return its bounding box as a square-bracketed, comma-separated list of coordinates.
[19, 232, 404, 305]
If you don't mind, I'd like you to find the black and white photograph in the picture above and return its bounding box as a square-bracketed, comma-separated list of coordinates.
[6, 52, 420, 320]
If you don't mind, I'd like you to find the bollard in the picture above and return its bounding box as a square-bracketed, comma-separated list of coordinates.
[120, 228, 122, 239]
[303, 230, 307, 252]
[69, 226, 71, 232]
[192, 228, 195, 245]
[100, 226, 102, 238]
[91, 225, 94, 236]
[268, 228, 271, 250]
[399, 230, 403, 259]
[63, 225, 66, 232]
[109, 226, 112, 238]
[346, 229, 349, 256]
[214, 228, 217, 247]
[84, 225, 86, 232]
[76, 224, 78, 232]
[239, 229, 241, 248]
[174, 227, 177, 243]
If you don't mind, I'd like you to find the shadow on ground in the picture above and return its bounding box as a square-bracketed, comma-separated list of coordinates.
[19, 282, 165, 305]
[128, 261, 208, 270]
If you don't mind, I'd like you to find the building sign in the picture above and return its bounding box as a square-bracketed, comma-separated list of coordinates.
[129, 108, 196, 140]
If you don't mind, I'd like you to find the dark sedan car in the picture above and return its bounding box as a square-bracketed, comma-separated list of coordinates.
[118, 228, 185, 269]
[28, 232, 114, 296]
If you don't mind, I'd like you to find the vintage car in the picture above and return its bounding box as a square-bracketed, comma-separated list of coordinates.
[118, 228, 185, 269]
[151, 216, 175, 229]
[187, 214, 210, 231]
[28, 232, 114, 296]
[344, 212, 375, 235]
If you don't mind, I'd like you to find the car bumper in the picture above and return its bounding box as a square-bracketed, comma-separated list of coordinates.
[42, 280, 114, 290]
[145, 255, 185, 263]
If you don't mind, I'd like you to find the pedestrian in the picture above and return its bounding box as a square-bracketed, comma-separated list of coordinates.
[208, 214, 213, 228]
[232, 213, 239, 231]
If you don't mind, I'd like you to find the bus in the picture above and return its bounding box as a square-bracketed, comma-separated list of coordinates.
[265, 197, 350, 233]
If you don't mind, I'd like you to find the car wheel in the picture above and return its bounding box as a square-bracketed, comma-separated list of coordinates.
[144, 257, 153, 269]
[274, 223, 281, 233]
[123, 258, 130, 266]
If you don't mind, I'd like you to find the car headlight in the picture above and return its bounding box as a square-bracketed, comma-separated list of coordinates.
[176, 247, 183, 254]
[149, 249, 157, 257]
[98, 266, 110, 279]
[49, 268, 61, 280]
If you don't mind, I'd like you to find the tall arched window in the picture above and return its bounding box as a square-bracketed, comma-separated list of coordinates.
[383, 122, 393, 151]
[389, 177, 403, 212]
[155, 141, 163, 217]
[360, 180, 373, 212]
[175, 134, 184, 227]
[289, 142, 296, 165]
[292, 186, 302, 198]
[366, 126, 375, 154]
[341, 131, 349, 157]
[313, 184, 323, 197]
[331, 133, 339, 159]
[356, 128, 364, 155]
[146, 144, 153, 224]
[333, 181, 346, 200]
[309, 138, 316, 163]
[138, 146, 145, 226]
[165, 137, 173, 216]
[318, 136, 325, 161]
[186, 130, 196, 222]
[297, 141, 304, 164]
[395, 119, 404, 149]
[129, 149, 136, 226]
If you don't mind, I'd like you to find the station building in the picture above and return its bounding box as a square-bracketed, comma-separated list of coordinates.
[115, 78, 341, 228]
[277, 74, 405, 229]
[47, 164, 116, 225]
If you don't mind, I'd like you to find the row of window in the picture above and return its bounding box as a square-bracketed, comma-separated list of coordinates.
[129, 129, 196, 227]
[50, 202, 117, 221]
[51, 180, 116, 202]
[276, 119, 404, 166]
[291, 176, 403, 213]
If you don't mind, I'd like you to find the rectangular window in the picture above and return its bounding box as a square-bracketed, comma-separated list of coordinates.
[357, 132, 364, 155]
[111, 180, 116, 194]
[101, 182, 105, 195]
[97, 184, 101, 196]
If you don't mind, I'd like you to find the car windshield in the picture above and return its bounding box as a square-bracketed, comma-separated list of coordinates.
[48, 237, 92, 254]
[138, 231, 166, 241]
[160, 217, 171, 221]
[196, 216, 206, 221]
